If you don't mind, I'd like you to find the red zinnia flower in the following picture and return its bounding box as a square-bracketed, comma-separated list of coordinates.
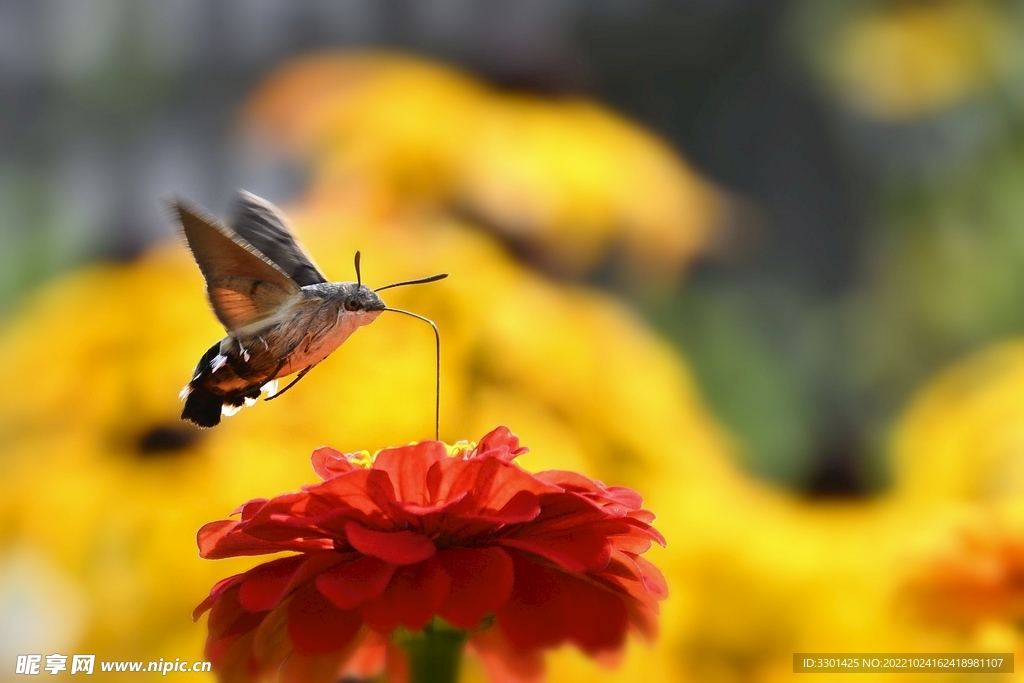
[194, 427, 667, 682]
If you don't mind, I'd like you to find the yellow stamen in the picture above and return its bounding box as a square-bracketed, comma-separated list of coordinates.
[346, 450, 375, 469]
[445, 440, 476, 458]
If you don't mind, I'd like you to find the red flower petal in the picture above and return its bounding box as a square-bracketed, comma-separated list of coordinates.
[624, 516, 666, 547]
[194, 574, 243, 621]
[316, 555, 396, 610]
[476, 426, 530, 461]
[393, 491, 471, 538]
[286, 584, 362, 655]
[470, 625, 544, 683]
[372, 441, 448, 505]
[281, 552, 351, 597]
[207, 628, 257, 674]
[436, 546, 515, 629]
[207, 585, 266, 642]
[340, 630, 389, 680]
[203, 528, 332, 558]
[500, 495, 615, 572]
[359, 556, 452, 632]
[496, 552, 628, 654]
[385, 640, 410, 683]
[558, 576, 629, 653]
[311, 446, 360, 480]
[622, 591, 660, 641]
[493, 554, 565, 649]
[230, 498, 269, 520]
[432, 457, 558, 519]
[310, 468, 394, 519]
[200, 495, 337, 559]
[197, 520, 240, 558]
[535, 469, 602, 491]
[250, 597, 293, 672]
[610, 533, 653, 555]
[243, 491, 315, 523]
[429, 490, 542, 540]
[605, 486, 644, 510]
[631, 554, 668, 599]
[488, 489, 543, 523]
[344, 521, 436, 564]
[238, 555, 305, 612]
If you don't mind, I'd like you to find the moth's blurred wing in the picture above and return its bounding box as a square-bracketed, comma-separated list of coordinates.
[230, 190, 327, 286]
[173, 198, 301, 335]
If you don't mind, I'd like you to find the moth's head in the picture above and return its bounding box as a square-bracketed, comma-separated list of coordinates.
[337, 283, 386, 315]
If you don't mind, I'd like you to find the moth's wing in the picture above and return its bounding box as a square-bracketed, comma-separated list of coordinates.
[172, 198, 301, 335]
[229, 190, 328, 286]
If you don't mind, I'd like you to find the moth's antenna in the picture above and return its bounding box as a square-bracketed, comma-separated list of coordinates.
[375, 273, 447, 292]
[383, 307, 441, 440]
[354, 251, 362, 288]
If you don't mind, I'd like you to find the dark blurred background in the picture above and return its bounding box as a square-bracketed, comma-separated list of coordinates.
[3, 0, 1021, 494]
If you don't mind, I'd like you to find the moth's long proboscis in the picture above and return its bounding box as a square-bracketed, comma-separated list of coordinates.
[375, 273, 448, 292]
[383, 307, 441, 441]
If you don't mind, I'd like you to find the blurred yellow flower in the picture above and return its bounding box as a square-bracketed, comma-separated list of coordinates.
[244, 52, 722, 282]
[891, 340, 1024, 503]
[827, 2, 1005, 120]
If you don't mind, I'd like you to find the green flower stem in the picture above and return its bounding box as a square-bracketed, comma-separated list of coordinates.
[393, 618, 467, 683]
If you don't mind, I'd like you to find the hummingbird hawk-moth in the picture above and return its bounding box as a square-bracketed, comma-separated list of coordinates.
[171, 191, 446, 430]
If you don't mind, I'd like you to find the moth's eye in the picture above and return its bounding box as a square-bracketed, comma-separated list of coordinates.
[344, 299, 361, 312]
